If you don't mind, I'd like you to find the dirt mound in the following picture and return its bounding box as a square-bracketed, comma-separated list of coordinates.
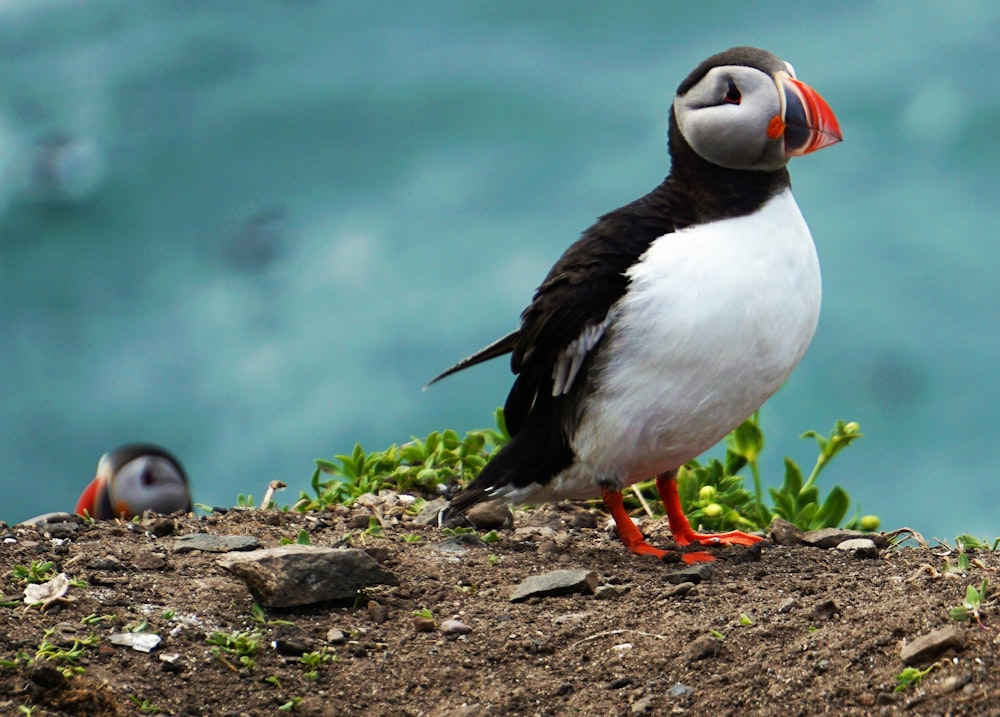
[1, 502, 996, 716]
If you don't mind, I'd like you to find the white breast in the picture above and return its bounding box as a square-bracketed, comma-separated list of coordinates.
[530, 189, 821, 502]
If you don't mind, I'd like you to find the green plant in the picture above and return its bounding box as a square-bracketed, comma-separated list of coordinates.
[363, 516, 383, 537]
[280, 529, 312, 546]
[250, 603, 295, 628]
[35, 629, 99, 678]
[303, 409, 510, 510]
[206, 630, 261, 670]
[128, 695, 162, 714]
[670, 415, 869, 532]
[11, 561, 57, 584]
[236, 494, 255, 508]
[81, 613, 114, 626]
[299, 647, 335, 679]
[402, 533, 423, 543]
[278, 697, 303, 712]
[895, 665, 935, 692]
[950, 578, 991, 628]
[0, 652, 31, 669]
[412, 607, 434, 620]
[162, 609, 176, 621]
[18, 705, 39, 716]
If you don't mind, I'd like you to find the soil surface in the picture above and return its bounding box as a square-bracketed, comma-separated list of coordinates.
[1, 498, 998, 717]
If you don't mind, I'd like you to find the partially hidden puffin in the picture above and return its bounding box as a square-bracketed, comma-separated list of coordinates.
[430, 46, 842, 563]
[75, 444, 193, 520]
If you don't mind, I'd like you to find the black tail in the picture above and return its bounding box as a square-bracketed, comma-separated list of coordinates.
[424, 330, 519, 388]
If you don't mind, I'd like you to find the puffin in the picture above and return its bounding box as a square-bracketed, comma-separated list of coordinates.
[430, 46, 842, 564]
[74, 444, 193, 520]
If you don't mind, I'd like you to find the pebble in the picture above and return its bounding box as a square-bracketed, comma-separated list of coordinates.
[218, 545, 398, 607]
[661, 581, 696, 600]
[777, 597, 799, 613]
[509, 569, 598, 602]
[836, 538, 879, 558]
[366, 601, 388, 624]
[900, 626, 966, 665]
[134, 552, 168, 570]
[684, 635, 722, 662]
[662, 564, 714, 585]
[173, 534, 260, 553]
[593, 584, 630, 600]
[326, 628, 347, 644]
[811, 599, 840, 621]
[413, 617, 437, 633]
[440, 619, 472, 636]
[464, 501, 513, 530]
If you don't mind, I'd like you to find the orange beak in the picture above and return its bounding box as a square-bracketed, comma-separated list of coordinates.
[772, 73, 843, 156]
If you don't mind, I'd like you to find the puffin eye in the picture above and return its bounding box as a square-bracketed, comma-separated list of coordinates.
[724, 80, 741, 105]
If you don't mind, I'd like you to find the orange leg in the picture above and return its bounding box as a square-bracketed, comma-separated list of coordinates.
[656, 472, 763, 547]
[601, 488, 715, 564]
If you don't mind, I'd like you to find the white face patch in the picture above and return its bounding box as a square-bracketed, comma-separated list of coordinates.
[673, 64, 786, 171]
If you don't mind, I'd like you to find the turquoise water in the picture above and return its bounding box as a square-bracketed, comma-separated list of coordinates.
[1, 2, 997, 539]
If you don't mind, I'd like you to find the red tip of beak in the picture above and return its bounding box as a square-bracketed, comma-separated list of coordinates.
[75, 476, 102, 517]
[781, 76, 842, 156]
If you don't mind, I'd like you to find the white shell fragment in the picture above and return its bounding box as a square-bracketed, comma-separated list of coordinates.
[23, 572, 70, 609]
[110, 632, 163, 653]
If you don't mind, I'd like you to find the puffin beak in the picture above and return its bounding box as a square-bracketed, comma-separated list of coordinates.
[774, 73, 842, 156]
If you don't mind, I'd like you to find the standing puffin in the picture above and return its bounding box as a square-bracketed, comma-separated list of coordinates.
[430, 47, 842, 563]
[75, 444, 193, 520]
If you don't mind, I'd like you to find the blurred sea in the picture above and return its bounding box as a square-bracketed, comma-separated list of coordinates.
[1, 1, 998, 539]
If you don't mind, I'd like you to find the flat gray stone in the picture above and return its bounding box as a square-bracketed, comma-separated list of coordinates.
[509, 569, 597, 602]
[769, 517, 806, 546]
[662, 563, 715, 585]
[801, 528, 890, 550]
[836, 538, 879, 557]
[901, 626, 967, 665]
[218, 545, 398, 607]
[173, 533, 260, 553]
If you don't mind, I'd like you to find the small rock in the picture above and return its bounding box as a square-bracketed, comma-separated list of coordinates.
[413, 617, 437, 633]
[440, 619, 472, 636]
[364, 546, 389, 564]
[366, 600, 388, 624]
[510, 569, 598, 602]
[769, 517, 806, 546]
[218, 546, 399, 607]
[593, 584, 630, 600]
[684, 635, 722, 662]
[836, 538, 879, 558]
[571, 512, 599, 529]
[348, 513, 372, 530]
[134, 552, 168, 570]
[513, 525, 557, 539]
[800, 528, 889, 550]
[631, 694, 655, 714]
[271, 624, 315, 655]
[900, 626, 967, 665]
[434, 534, 485, 554]
[144, 517, 177, 537]
[464, 501, 513, 531]
[158, 652, 188, 673]
[412, 497, 449, 526]
[662, 564, 714, 585]
[778, 597, 799, 614]
[668, 683, 694, 697]
[326, 628, 347, 644]
[173, 534, 260, 553]
[88, 555, 124, 571]
[661, 581, 696, 599]
[811, 599, 840, 621]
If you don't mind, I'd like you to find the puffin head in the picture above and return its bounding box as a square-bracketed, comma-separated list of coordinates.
[82, 444, 192, 519]
[672, 46, 842, 172]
